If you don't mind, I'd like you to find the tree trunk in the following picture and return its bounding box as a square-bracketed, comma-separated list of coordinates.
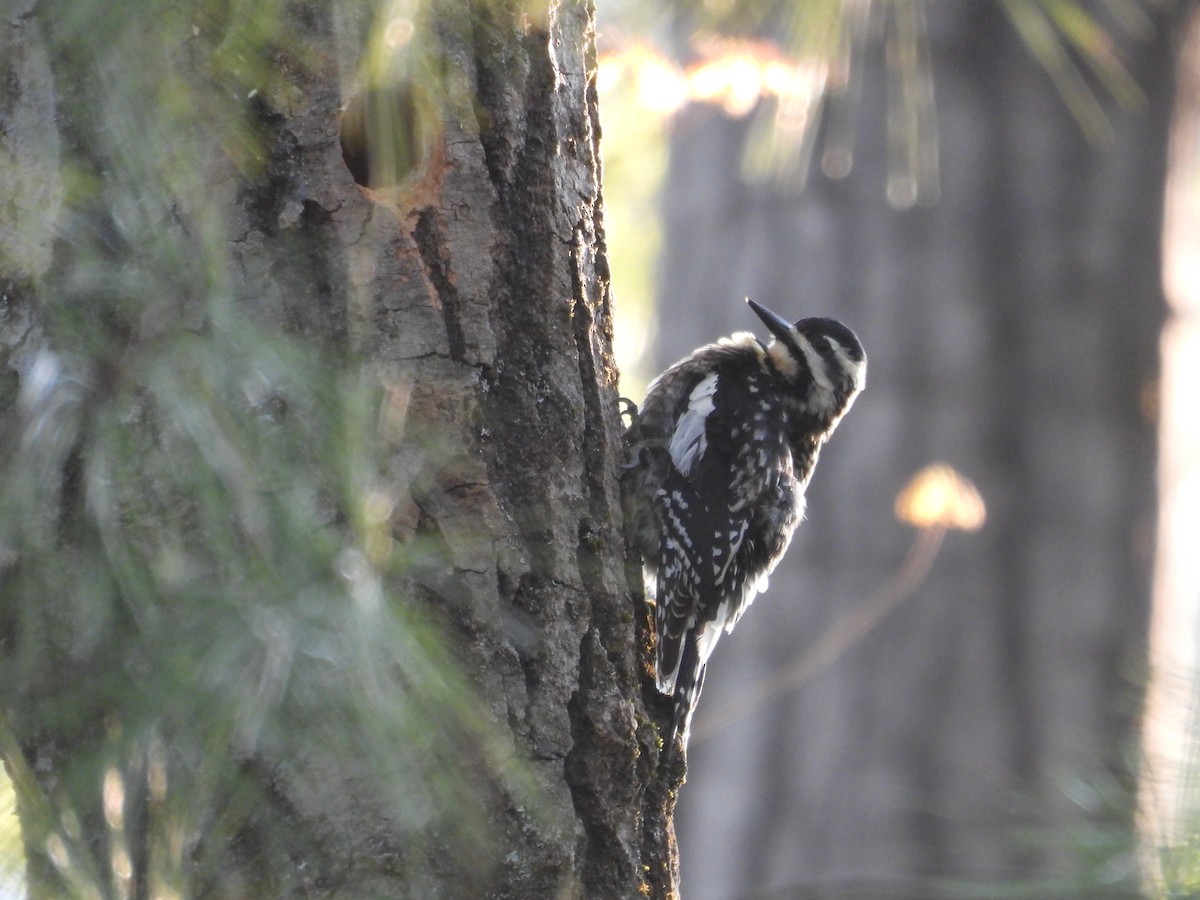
[0, 0, 674, 897]
[657, 5, 1175, 898]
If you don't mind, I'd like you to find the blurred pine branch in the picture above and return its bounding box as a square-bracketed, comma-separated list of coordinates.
[600, 0, 1169, 198]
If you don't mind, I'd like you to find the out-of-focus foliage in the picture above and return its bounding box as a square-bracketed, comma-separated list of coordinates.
[598, 0, 1167, 206]
[598, 0, 1169, 386]
[3, 332, 517, 895]
[895, 464, 986, 533]
[0, 1, 531, 895]
[0, 767, 19, 897]
[1144, 662, 1200, 896]
[1001, 0, 1157, 143]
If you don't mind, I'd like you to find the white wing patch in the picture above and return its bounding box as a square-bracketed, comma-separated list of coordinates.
[668, 372, 719, 477]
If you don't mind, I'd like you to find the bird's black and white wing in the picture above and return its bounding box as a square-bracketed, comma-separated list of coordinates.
[654, 354, 794, 694]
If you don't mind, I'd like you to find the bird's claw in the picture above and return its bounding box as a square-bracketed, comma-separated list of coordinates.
[617, 396, 640, 425]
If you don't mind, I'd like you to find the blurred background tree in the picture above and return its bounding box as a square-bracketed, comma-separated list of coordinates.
[597, 0, 1196, 898]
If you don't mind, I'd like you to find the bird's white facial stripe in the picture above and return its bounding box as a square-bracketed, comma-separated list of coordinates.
[795, 334, 835, 395]
[668, 372, 719, 476]
[829, 341, 867, 393]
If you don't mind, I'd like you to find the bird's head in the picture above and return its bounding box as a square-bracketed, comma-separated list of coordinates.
[747, 298, 867, 423]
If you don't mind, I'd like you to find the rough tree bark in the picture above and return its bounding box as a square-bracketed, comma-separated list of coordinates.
[0, 0, 675, 897]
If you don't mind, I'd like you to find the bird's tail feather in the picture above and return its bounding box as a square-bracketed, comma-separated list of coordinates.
[664, 638, 706, 760]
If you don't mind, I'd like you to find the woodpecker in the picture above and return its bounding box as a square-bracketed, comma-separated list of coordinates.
[625, 298, 866, 757]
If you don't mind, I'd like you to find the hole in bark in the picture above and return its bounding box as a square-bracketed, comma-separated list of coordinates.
[340, 80, 441, 190]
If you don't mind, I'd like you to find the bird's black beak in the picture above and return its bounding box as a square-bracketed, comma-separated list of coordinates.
[746, 298, 795, 344]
